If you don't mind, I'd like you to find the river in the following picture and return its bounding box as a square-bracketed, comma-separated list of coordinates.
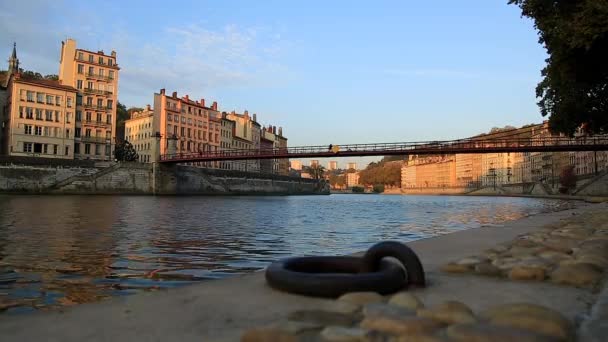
[0, 194, 573, 313]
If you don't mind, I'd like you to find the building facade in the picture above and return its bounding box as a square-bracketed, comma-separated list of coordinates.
[347, 162, 357, 170]
[2, 76, 77, 158]
[328, 161, 338, 170]
[124, 105, 154, 163]
[59, 39, 119, 161]
[346, 172, 360, 187]
[290, 160, 302, 171]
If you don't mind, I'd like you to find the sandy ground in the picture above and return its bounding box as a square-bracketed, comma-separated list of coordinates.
[1, 202, 605, 342]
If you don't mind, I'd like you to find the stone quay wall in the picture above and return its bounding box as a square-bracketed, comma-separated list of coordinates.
[0, 162, 329, 195]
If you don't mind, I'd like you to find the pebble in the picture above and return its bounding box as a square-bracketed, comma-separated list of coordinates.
[338, 292, 384, 306]
[540, 238, 578, 254]
[550, 263, 602, 287]
[474, 263, 502, 277]
[241, 321, 322, 342]
[363, 303, 415, 319]
[388, 292, 424, 310]
[440, 263, 470, 273]
[320, 326, 369, 342]
[508, 266, 546, 281]
[416, 301, 476, 325]
[456, 257, 487, 266]
[319, 301, 361, 315]
[360, 316, 444, 336]
[481, 303, 572, 340]
[288, 309, 359, 326]
[446, 323, 560, 342]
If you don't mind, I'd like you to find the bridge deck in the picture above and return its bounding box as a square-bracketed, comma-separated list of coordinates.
[159, 137, 608, 163]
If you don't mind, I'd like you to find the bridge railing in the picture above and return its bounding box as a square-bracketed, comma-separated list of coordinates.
[159, 136, 608, 162]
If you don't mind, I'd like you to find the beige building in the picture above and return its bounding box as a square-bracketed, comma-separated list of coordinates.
[153, 89, 219, 158]
[125, 105, 154, 163]
[455, 154, 482, 187]
[225, 110, 258, 172]
[328, 161, 338, 170]
[59, 39, 119, 160]
[310, 160, 319, 167]
[290, 160, 302, 170]
[220, 114, 235, 170]
[2, 75, 77, 158]
[347, 162, 357, 170]
[400, 155, 456, 188]
[346, 172, 360, 187]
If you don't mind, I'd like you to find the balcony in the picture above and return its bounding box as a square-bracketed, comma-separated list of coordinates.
[81, 136, 111, 144]
[83, 88, 105, 95]
[76, 56, 119, 69]
[85, 72, 115, 82]
[82, 120, 111, 128]
[82, 103, 112, 112]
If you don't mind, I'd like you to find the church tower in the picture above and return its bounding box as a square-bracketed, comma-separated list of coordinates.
[8, 42, 19, 75]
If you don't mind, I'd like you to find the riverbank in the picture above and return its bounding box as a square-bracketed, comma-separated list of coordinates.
[1, 200, 605, 341]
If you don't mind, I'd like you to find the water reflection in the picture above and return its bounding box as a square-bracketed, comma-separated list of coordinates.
[0, 194, 573, 313]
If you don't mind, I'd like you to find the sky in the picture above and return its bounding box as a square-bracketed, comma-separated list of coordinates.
[0, 0, 547, 168]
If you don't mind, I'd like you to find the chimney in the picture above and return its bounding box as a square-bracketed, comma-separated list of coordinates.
[172, 91, 177, 98]
[160, 88, 165, 95]
[146, 104, 151, 111]
[111, 50, 116, 58]
[278, 127, 283, 136]
[185, 94, 189, 101]
[212, 101, 218, 111]
[231, 110, 236, 115]
[253, 113, 257, 122]
[244, 110, 249, 117]
[200, 98, 205, 107]
[273, 126, 277, 134]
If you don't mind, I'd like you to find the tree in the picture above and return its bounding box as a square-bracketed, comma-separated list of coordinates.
[305, 164, 326, 180]
[115, 102, 130, 142]
[114, 140, 138, 161]
[44, 74, 58, 81]
[509, 0, 608, 135]
[352, 186, 365, 193]
[559, 165, 577, 194]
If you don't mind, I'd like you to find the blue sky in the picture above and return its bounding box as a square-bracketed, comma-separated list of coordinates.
[0, 0, 546, 168]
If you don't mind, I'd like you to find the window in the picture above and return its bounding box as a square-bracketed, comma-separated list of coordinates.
[106, 131, 111, 139]
[43, 144, 48, 154]
[87, 81, 93, 90]
[86, 112, 92, 121]
[66, 112, 72, 123]
[65, 146, 69, 156]
[35, 108, 43, 120]
[35, 126, 42, 136]
[180, 127, 185, 136]
[23, 142, 33, 153]
[85, 144, 91, 154]
[76, 111, 82, 122]
[167, 124, 172, 133]
[77, 64, 84, 74]
[107, 100, 113, 109]
[67, 97, 73, 108]
[109, 70, 114, 79]
[18, 106, 24, 118]
[88, 54, 93, 63]
[96, 113, 102, 122]
[54, 127, 59, 137]
[78, 52, 83, 60]
[46, 95, 53, 104]
[107, 85, 113, 94]
[24, 125, 32, 135]
[188, 128, 191, 138]
[97, 99, 103, 107]
[34, 143, 42, 153]
[96, 129, 101, 138]
[53, 145, 58, 155]
[88, 66, 94, 75]
[173, 126, 178, 135]
[106, 114, 112, 124]
[45, 110, 53, 121]
[74, 143, 80, 154]
[75, 127, 81, 138]
[27, 91, 34, 102]
[181, 116, 186, 124]
[86, 97, 93, 106]
[98, 56, 104, 64]
[95, 144, 102, 155]
[55, 111, 60, 122]
[37, 93, 44, 103]
[99, 69, 104, 77]
[174, 114, 178, 121]
[26, 107, 33, 119]
[188, 118, 192, 125]
[66, 129, 70, 138]
[85, 129, 91, 137]
[105, 145, 111, 156]
[55, 96, 61, 106]
[76, 94, 82, 106]
[167, 115, 172, 122]
[77, 80, 83, 89]
[108, 59, 113, 67]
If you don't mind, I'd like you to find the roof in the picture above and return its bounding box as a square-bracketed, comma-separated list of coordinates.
[14, 76, 78, 92]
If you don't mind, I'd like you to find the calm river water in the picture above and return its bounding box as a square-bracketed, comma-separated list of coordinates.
[0, 194, 573, 313]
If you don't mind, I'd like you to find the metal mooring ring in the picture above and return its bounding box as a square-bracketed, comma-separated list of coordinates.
[265, 241, 425, 297]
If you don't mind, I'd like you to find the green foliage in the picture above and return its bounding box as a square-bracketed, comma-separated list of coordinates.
[509, 0, 608, 135]
[372, 184, 385, 193]
[559, 165, 577, 193]
[17, 70, 58, 81]
[352, 186, 364, 193]
[328, 173, 346, 188]
[44, 74, 58, 81]
[304, 164, 325, 180]
[114, 140, 138, 162]
[359, 161, 401, 187]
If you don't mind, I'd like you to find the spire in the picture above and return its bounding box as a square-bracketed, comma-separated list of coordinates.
[8, 42, 19, 74]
